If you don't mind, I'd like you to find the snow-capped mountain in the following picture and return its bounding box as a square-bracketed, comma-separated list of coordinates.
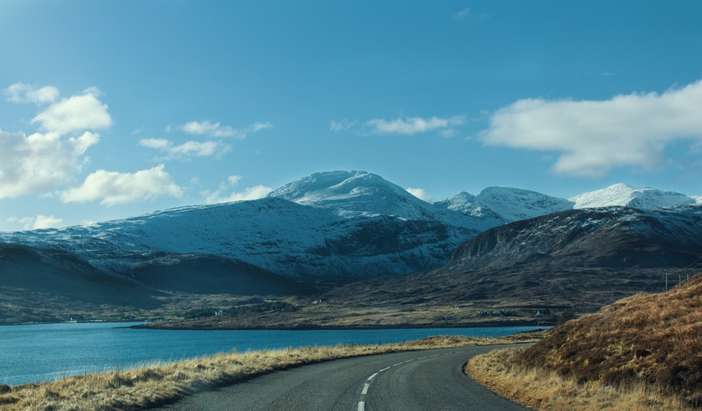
[438, 183, 698, 220]
[2, 171, 700, 288]
[571, 183, 696, 210]
[0, 197, 477, 281]
[268, 170, 500, 231]
[435, 187, 572, 223]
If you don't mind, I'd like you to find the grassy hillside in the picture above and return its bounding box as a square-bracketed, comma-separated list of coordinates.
[468, 274, 702, 409]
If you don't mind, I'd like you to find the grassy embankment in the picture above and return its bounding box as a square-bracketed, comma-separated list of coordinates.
[0, 334, 539, 411]
[468, 275, 702, 410]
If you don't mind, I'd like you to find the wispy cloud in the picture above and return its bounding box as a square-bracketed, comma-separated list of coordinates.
[139, 138, 227, 159]
[331, 115, 465, 137]
[329, 119, 357, 132]
[367, 116, 465, 136]
[453, 7, 471, 21]
[4, 82, 59, 105]
[180, 120, 272, 139]
[481, 79, 702, 176]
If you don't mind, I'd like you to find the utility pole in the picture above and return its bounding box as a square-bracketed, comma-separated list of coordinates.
[665, 272, 668, 291]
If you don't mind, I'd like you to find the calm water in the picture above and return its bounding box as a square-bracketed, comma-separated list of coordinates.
[0, 322, 542, 385]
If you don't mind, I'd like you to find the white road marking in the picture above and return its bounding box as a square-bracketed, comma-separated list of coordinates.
[357, 357, 416, 410]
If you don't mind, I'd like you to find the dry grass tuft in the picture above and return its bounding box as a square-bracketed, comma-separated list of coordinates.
[468, 348, 692, 411]
[0, 334, 531, 411]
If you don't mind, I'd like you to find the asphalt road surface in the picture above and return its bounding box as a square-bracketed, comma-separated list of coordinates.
[155, 345, 526, 411]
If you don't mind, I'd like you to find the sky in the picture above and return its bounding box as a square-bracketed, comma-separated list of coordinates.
[1, 0, 702, 230]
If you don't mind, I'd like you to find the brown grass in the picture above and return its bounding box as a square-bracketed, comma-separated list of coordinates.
[468, 347, 692, 411]
[520, 274, 702, 405]
[467, 274, 702, 410]
[0, 334, 539, 411]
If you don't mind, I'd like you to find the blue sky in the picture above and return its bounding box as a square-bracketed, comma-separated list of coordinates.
[1, 0, 702, 230]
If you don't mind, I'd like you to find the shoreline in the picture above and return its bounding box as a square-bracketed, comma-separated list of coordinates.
[134, 320, 552, 331]
[1, 319, 552, 330]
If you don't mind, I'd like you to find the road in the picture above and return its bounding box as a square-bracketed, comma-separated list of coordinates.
[154, 345, 525, 411]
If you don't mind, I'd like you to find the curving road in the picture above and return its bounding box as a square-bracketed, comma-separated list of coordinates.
[155, 345, 526, 411]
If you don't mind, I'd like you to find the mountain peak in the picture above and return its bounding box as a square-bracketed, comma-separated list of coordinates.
[267, 170, 411, 216]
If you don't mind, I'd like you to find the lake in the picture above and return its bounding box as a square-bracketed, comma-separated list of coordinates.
[0, 322, 542, 385]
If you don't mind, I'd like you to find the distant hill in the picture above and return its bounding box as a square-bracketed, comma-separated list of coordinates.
[0, 243, 158, 308]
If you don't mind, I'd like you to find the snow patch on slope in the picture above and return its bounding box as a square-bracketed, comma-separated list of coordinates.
[572, 183, 695, 210]
[476, 187, 573, 222]
[436, 187, 572, 223]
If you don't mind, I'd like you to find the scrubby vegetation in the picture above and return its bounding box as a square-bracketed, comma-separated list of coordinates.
[468, 274, 702, 410]
[0, 334, 539, 411]
[468, 348, 691, 411]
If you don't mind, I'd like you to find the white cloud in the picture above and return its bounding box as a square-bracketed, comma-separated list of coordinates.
[61, 165, 183, 206]
[367, 116, 465, 136]
[180, 120, 272, 139]
[481, 80, 702, 176]
[4, 83, 60, 105]
[203, 176, 271, 204]
[406, 187, 431, 201]
[6, 214, 64, 231]
[0, 130, 99, 199]
[33, 90, 112, 134]
[139, 138, 225, 158]
[0, 84, 108, 199]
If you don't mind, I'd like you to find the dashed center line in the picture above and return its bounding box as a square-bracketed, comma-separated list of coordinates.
[356, 358, 414, 410]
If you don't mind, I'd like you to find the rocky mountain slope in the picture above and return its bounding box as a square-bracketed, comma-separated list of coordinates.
[328, 205, 702, 319]
[450, 206, 702, 270]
